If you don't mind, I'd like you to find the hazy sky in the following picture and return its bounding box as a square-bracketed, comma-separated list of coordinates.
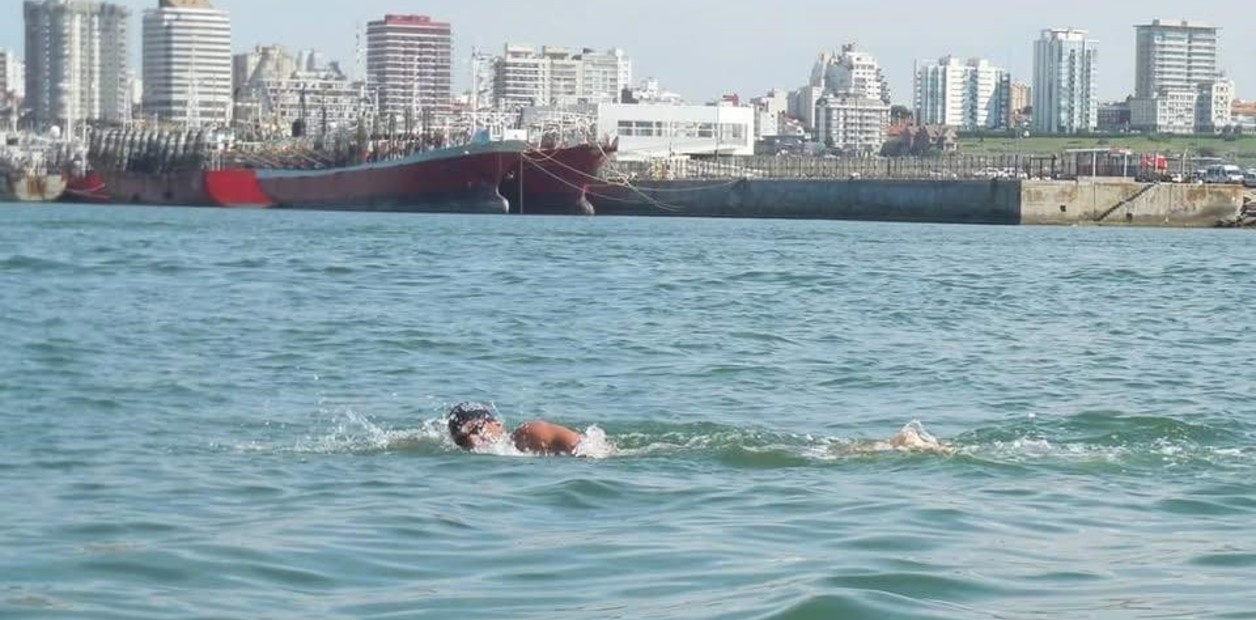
[2, 0, 1253, 102]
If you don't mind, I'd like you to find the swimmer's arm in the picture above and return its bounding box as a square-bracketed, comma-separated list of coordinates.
[512, 421, 583, 456]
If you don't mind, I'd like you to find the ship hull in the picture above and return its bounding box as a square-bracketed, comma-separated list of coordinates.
[98, 170, 213, 206]
[62, 172, 112, 204]
[503, 144, 611, 215]
[1, 174, 67, 203]
[251, 141, 527, 213]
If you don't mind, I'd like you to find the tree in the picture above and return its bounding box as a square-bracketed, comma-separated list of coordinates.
[890, 105, 913, 125]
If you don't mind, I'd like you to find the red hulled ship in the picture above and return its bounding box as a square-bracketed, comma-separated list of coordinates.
[502, 142, 615, 215]
[244, 140, 528, 213]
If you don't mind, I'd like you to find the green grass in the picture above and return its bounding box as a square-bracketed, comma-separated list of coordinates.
[959, 134, 1256, 164]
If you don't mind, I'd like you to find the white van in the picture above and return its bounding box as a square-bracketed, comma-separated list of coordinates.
[1204, 164, 1246, 184]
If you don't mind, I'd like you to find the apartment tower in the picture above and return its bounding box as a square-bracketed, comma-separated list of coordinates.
[142, 0, 233, 126]
[23, 0, 131, 127]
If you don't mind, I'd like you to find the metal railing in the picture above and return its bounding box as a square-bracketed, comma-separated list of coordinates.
[602, 153, 1200, 182]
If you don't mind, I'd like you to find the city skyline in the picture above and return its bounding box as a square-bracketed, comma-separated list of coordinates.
[1, 0, 1253, 106]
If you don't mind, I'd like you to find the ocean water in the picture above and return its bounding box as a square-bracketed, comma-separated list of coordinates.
[2, 204, 1255, 620]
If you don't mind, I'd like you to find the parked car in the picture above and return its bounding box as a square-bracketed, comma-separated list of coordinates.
[1244, 170, 1256, 189]
[1204, 164, 1246, 184]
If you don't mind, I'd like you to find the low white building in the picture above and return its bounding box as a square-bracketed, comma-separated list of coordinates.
[1131, 89, 1197, 134]
[491, 44, 631, 109]
[523, 101, 755, 160]
[1196, 80, 1234, 133]
[787, 85, 824, 132]
[232, 45, 367, 137]
[815, 93, 889, 154]
[751, 89, 788, 139]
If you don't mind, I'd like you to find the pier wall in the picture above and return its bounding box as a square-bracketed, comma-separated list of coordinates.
[589, 178, 1245, 227]
[1020, 180, 1243, 227]
[591, 179, 1021, 225]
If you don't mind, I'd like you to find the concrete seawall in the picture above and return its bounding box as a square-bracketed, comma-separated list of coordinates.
[1020, 180, 1243, 226]
[588, 178, 1245, 227]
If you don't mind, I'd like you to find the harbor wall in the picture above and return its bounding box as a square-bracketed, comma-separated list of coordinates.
[590, 179, 1022, 225]
[1020, 180, 1243, 227]
[588, 178, 1245, 227]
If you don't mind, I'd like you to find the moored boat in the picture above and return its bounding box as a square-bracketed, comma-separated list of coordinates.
[503, 141, 615, 215]
[244, 139, 528, 213]
[1, 172, 67, 203]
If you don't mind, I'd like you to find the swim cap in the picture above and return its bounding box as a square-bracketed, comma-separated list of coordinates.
[447, 403, 500, 448]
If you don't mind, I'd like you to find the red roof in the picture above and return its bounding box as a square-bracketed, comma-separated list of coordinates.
[378, 14, 450, 28]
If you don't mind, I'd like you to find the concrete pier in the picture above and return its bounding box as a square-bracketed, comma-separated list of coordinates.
[588, 178, 1245, 227]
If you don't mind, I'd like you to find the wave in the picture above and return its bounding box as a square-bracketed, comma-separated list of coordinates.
[227, 410, 1253, 471]
[0, 254, 76, 272]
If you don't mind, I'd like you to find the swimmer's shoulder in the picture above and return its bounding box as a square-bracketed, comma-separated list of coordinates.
[512, 421, 583, 456]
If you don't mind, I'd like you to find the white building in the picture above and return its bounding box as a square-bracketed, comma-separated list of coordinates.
[813, 44, 892, 104]
[366, 14, 453, 125]
[1135, 20, 1218, 99]
[491, 45, 631, 109]
[1196, 79, 1233, 133]
[580, 48, 632, 104]
[524, 102, 753, 160]
[1032, 28, 1098, 134]
[751, 89, 788, 138]
[629, 78, 685, 105]
[23, 0, 131, 127]
[787, 85, 824, 133]
[232, 45, 368, 137]
[1132, 20, 1231, 134]
[0, 49, 24, 101]
[142, 0, 232, 126]
[914, 56, 1011, 130]
[815, 92, 890, 153]
[1130, 88, 1198, 134]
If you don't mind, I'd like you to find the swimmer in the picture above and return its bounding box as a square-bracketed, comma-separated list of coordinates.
[447, 403, 584, 456]
[842, 422, 957, 457]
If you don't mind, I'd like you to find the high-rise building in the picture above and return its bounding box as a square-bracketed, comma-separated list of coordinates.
[1008, 82, 1031, 127]
[1131, 20, 1231, 134]
[1032, 28, 1098, 134]
[913, 56, 1011, 131]
[23, 0, 131, 127]
[813, 44, 892, 104]
[0, 49, 24, 101]
[366, 14, 453, 125]
[491, 44, 631, 109]
[142, 0, 233, 126]
[1135, 20, 1218, 99]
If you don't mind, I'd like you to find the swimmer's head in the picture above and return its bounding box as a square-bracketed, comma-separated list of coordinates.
[447, 403, 506, 450]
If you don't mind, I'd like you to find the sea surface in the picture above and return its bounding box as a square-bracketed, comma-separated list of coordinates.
[2, 204, 1255, 619]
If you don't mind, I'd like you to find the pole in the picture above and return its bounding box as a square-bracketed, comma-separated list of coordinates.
[518, 155, 525, 215]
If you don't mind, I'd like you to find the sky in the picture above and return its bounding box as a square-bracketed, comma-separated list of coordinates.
[2, 0, 1253, 103]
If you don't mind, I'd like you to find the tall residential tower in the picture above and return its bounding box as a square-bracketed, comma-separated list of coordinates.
[0, 49, 24, 101]
[366, 14, 453, 126]
[913, 56, 1011, 131]
[1134, 20, 1218, 98]
[23, 0, 131, 127]
[1032, 28, 1098, 134]
[142, 0, 233, 126]
[1130, 20, 1231, 134]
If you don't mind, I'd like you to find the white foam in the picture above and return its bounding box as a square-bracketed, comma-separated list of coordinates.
[574, 426, 615, 460]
